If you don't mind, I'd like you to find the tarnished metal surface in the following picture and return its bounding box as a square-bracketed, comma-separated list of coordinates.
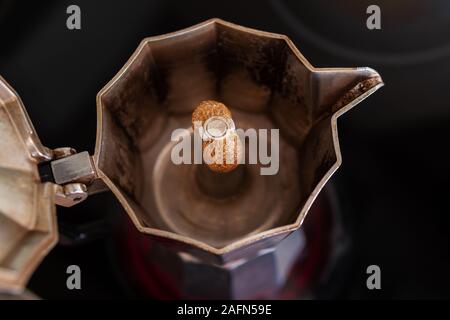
[94, 18, 383, 263]
[0, 76, 58, 294]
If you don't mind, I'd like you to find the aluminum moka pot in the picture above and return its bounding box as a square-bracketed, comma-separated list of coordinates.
[0, 19, 383, 298]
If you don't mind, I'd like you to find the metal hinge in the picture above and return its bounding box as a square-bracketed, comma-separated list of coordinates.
[38, 148, 108, 207]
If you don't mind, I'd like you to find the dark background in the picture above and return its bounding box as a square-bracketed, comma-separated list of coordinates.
[1, 0, 450, 299]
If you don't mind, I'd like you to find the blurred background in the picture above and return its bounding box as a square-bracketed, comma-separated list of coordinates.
[1, 0, 450, 299]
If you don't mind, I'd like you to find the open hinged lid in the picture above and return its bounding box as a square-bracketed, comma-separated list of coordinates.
[0, 76, 58, 294]
[0, 75, 104, 295]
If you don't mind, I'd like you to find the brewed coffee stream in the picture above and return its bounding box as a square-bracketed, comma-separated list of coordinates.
[191, 100, 242, 173]
[192, 100, 246, 198]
